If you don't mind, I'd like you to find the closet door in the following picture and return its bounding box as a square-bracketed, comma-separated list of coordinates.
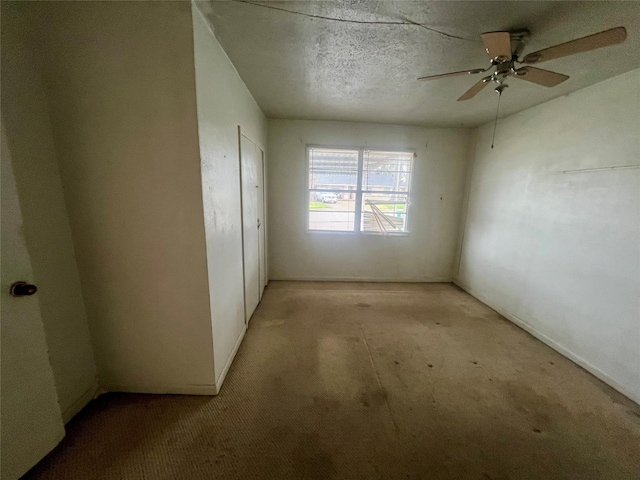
[256, 145, 266, 298]
[1, 126, 65, 479]
[240, 132, 260, 322]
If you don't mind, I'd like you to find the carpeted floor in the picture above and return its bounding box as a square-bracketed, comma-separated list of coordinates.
[25, 282, 640, 479]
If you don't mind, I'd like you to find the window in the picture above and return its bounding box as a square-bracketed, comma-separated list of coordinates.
[308, 147, 413, 234]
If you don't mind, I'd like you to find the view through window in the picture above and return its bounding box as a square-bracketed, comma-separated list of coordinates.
[308, 147, 413, 233]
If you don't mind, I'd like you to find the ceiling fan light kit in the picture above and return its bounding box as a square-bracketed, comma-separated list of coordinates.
[418, 26, 627, 147]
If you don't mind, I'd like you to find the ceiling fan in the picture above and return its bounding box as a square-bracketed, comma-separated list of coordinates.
[418, 26, 627, 101]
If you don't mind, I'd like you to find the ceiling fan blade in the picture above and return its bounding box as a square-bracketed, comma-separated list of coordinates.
[481, 31, 512, 61]
[523, 26, 627, 64]
[457, 76, 493, 101]
[418, 68, 487, 81]
[515, 67, 569, 87]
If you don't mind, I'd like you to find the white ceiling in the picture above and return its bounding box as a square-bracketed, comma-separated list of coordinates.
[198, 1, 640, 127]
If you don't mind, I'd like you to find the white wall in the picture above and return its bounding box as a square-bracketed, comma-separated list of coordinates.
[1, 2, 98, 421]
[192, 4, 268, 390]
[31, 2, 216, 394]
[457, 69, 640, 403]
[268, 120, 473, 281]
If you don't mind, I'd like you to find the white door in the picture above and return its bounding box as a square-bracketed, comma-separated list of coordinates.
[240, 132, 260, 322]
[1, 126, 65, 480]
[256, 147, 266, 297]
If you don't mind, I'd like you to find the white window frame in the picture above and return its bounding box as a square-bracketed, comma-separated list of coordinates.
[306, 145, 415, 235]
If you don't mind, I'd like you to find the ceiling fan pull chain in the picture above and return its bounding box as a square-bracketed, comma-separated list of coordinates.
[491, 89, 502, 149]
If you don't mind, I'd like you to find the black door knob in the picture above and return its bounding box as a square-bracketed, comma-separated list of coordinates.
[10, 281, 37, 297]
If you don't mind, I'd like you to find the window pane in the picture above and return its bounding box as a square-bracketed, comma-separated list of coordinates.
[363, 151, 412, 193]
[309, 148, 358, 191]
[361, 193, 408, 233]
[309, 191, 356, 231]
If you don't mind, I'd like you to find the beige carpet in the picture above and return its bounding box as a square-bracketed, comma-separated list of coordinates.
[26, 282, 640, 479]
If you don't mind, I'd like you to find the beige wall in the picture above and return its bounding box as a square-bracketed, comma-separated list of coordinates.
[192, 4, 268, 389]
[29, 1, 215, 393]
[268, 120, 473, 281]
[456, 69, 640, 403]
[1, 2, 98, 420]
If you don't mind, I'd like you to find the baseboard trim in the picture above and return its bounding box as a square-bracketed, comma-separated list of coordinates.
[61, 383, 99, 423]
[214, 324, 247, 394]
[453, 279, 639, 405]
[269, 276, 452, 283]
[102, 384, 217, 395]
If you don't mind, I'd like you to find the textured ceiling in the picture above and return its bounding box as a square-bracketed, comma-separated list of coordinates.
[198, 1, 640, 127]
